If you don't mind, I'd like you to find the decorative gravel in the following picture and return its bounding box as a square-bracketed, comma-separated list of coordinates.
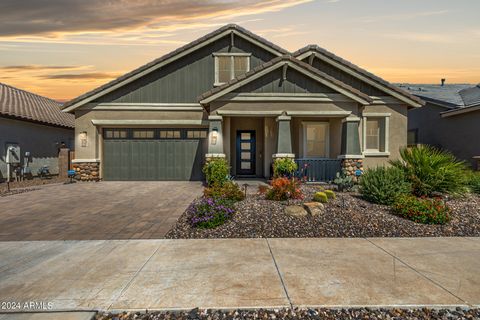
[96, 307, 480, 320]
[165, 185, 480, 238]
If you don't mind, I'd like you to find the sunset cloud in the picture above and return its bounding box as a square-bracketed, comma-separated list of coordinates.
[1, 65, 86, 72]
[37, 72, 122, 80]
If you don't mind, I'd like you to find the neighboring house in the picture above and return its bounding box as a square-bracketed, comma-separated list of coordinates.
[401, 83, 480, 170]
[0, 83, 74, 180]
[62, 24, 423, 182]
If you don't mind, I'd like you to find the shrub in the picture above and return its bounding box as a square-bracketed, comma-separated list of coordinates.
[333, 170, 354, 192]
[203, 181, 245, 202]
[466, 171, 480, 194]
[313, 191, 328, 203]
[273, 158, 298, 177]
[392, 194, 451, 225]
[325, 189, 336, 200]
[390, 146, 468, 197]
[189, 197, 235, 228]
[359, 166, 411, 205]
[266, 177, 303, 201]
[203, 158, 230, 187]
[257, 185, 269, 195]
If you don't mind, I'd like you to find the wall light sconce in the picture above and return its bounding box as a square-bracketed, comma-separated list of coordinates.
[79, 131, 87, 147]
[210, 128, 218, 145]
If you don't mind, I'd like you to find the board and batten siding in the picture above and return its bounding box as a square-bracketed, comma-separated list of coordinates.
[234, 68, 336, 94]
[94, 35, 277, 104]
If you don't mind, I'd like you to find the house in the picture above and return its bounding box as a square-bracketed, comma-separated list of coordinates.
[62, 24, 423, 182]
[0, 83, 75, 181]
[401, 82, 480, 170]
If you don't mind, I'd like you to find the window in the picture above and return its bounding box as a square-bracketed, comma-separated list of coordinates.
[159, 130, 181, 139]
[365, 118, 380, 150]
[303, 122, 329, 158]
[186, 130, 208, 139]
[407, 129, 418, 147]
[104, 129, 127, 139]
[214, 53, 250, 85]
[362, 114, 390, 154]
[132, 130, 154, 139]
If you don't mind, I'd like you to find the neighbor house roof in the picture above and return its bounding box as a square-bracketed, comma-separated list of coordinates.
[0, 82, 74, 128]
[293, 45, 425, 108]
[198, 55, 373, 105]
[63, 24, 289, 112]
[399, 83, 480, 117]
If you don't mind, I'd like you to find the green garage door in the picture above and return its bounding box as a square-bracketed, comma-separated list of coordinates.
[103, 128, 207, 181]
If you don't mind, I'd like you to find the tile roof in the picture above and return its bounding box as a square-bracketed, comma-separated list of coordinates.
[0, 82, 74, 128]
[198, 55, 373, 104]
[398, 83, 478, 108]
[293, 45, 425, 106]
[63, 24, 288, 110]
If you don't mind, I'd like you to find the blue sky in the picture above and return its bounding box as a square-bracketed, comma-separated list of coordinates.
[0, 0, 478, 100]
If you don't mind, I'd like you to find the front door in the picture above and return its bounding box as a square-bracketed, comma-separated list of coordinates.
[236, 130, 256, 176]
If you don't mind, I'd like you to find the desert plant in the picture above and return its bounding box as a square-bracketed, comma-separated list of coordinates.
[203, 181, 245, 202]
[189, 197, 235, 228]
[359, 166, 411, 205]
[266, 177, 303, 201]
[466, 171, 480, 194]
[333, 170, 354, 192]
[390, 145, 468, 197]
[392, 194, 451, 225]
[273, 158, 298, 177]
[203, 158, 230, 187]
[313, 191, 328, 203]
[325, 189, 336, 200]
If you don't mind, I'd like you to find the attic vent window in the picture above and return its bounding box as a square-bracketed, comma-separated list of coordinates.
[214, 53, 250, 86]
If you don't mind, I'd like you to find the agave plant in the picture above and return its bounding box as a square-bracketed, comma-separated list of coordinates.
[390, 145, 468, 197]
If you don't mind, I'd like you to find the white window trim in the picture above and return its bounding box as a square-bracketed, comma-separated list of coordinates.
[213, 53, 251, 86]
[362, 113, 390, 156]
[301, 121, 330, 159]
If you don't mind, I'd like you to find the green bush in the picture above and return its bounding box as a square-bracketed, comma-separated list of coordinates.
[390, 145, 468, 197]
[189, 197, 235, 229]
[266, 177, 303, 201]
[359, 166, 411, 205]
[203, 158, 230, 187]
[204, 181, 245, 202]
[325, 189, 336, 200]
[466, 171, 480, 194]
[313, 191, 328, 203]
[392, 194, 451, 225]
[273, 158, 298, 177]
[333, 170, 354, 192]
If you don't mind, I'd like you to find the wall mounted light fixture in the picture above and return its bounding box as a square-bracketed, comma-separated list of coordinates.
[210, 128, 218, 145]
[79, 131, 87, 147]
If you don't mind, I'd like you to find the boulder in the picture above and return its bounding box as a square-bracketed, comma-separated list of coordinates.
[303, 202, 325, 216]
[285, 205, 308, 217]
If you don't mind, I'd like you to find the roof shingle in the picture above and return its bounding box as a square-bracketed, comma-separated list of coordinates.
[0, 83, 74, 128]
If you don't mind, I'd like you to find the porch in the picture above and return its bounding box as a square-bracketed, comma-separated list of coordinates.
[206, 112, 363, 182]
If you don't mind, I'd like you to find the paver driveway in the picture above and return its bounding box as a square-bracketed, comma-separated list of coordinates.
[0, 181, 202, 241]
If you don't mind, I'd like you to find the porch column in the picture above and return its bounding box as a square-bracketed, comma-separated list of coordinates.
[206, 115, 226, 159]
[339, 115, 363, 179]
[273, 114, 294, 159]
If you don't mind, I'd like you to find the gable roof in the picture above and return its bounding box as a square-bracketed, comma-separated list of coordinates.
[0, 82, 74, 128]
[293, 45, 424, 108]
[62, 24, 288, 112]
[398, 83, 473, 108]
[198, 55, 373, 105]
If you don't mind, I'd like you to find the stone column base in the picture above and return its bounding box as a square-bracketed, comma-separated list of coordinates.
[72, 162, 100, 181]
[205, 153, 226, 161]
[272, 153, 295, 159]
[341, 158, 363, 182]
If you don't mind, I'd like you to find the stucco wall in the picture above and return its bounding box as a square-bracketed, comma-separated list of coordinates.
[0, 117, 73, 179]
[409, 103, 480, 169]
[74, 109, 208, 160]
[361, 103, 409, 168]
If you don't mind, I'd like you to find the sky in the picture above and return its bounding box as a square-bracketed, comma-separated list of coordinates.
[0, 0, 479, 101]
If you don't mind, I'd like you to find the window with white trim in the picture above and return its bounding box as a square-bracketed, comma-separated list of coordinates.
[303, 122, 329, 158]
[363, 114, 390, 154]
[214, 53, 250, 85]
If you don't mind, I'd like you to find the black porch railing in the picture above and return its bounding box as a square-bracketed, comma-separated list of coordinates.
[295, 158, 342, 182]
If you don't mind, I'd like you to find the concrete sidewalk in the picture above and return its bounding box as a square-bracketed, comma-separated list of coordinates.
[0, 238, 478, 313]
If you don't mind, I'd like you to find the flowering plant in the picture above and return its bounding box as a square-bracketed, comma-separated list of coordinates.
[266, 177, 303, 201]
[189, 197, 235, 228]
[392, 194, 451, 225]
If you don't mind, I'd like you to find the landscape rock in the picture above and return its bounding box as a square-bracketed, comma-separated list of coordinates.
[285, 205, 308, 217]
[303, 202, 325, 216]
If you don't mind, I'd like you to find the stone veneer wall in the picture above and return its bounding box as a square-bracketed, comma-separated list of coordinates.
[341, 158, 363, 182]
[72, 162, 100, 181]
